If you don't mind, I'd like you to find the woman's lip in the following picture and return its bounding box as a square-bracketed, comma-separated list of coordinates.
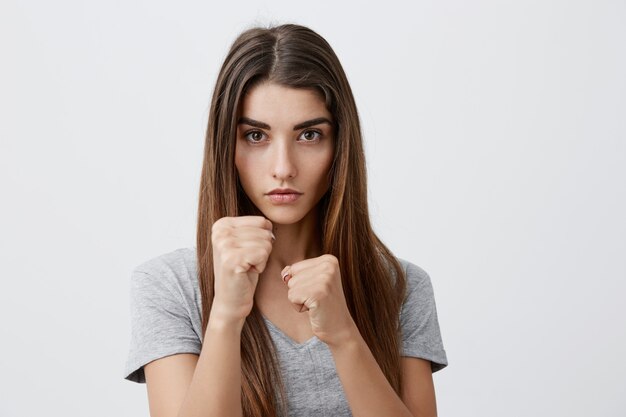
[267, 193, 301, 204]
[268, 189, 302, 194]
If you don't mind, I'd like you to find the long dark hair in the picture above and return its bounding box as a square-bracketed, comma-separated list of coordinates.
[196, 23, 407, 417]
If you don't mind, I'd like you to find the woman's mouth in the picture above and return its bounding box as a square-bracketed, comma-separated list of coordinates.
[266, 189, 303, 204]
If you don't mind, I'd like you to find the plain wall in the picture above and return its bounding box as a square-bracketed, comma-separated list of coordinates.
[1, 0, 624, 416]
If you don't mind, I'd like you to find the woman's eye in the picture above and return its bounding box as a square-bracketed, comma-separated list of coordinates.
[299, 130, 322, 142]
[245, 131, 266, 143]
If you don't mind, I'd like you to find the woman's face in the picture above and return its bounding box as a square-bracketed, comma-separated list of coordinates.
[235, 82, 335, 225]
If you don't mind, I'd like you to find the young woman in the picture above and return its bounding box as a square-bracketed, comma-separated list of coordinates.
[124, 23, 448, 417]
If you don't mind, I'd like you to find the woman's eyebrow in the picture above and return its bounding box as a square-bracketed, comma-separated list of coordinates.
[293, 117, 333, 130]
[237, 117, 333, 130]
[238, 117, 270, 129]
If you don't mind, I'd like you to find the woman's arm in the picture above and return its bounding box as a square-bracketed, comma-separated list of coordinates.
[144, 216, 272, 416]
[144, 314, 245, 417]
[283, 255, 439, 416]
[328, 324, 437, 417]
[401, 357, 438, 417]
[177, 315, 244, 417]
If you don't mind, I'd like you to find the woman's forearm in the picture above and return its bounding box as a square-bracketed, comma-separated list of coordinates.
[328, 325, 414, 417]
[177, 314, 245, 417]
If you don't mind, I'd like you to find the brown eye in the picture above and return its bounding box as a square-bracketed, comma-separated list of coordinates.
[245, 130, 266, 143]
[299, 130, 322, 142]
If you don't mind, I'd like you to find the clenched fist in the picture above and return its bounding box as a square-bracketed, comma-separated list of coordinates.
[281, 254, 358, 346]
[210, 216, 274, 325]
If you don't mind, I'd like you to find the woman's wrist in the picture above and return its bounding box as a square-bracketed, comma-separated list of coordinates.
[324, 319, 362, 349]
[207, 303, 247, 334]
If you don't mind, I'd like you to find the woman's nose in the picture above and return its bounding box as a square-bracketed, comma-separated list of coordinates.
[271, 140, 297, 180]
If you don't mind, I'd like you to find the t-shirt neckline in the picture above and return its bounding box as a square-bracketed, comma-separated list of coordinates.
[261, 314, 320, 349]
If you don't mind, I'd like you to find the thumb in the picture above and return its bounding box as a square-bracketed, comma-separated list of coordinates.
[234, 263, 260, 274]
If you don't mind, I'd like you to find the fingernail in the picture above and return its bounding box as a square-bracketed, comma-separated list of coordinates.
[281, 272, 289, 283]
[271, 232, 276, 241]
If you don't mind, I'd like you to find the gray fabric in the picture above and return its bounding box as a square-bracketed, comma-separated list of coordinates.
[124, 247, 448, 415]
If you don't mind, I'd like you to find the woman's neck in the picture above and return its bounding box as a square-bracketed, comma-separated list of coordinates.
[266, 207, 323, 271]
[254, 207, 323, 317]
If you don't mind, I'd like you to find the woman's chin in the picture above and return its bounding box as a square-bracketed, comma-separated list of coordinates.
[262, 212, 304, 226]
[258, 205, 314, 226]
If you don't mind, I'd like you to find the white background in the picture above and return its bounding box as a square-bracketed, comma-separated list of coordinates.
[1, 1, 624, 416]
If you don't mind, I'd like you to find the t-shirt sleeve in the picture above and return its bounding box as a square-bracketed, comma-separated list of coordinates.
[399, 261, 448, 373]
[123, 268, 202, 383]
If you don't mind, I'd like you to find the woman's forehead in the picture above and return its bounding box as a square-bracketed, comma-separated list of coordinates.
[240, 82, 331, 127]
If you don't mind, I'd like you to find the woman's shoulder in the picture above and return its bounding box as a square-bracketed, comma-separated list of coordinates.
[393, 257, 448, 371]
[386, 256, 433, 291]
[133, 247, 197, 275]
[395, 257, 432, 284]
[125, 247, 204, 383]
[130, 247, 200, 303]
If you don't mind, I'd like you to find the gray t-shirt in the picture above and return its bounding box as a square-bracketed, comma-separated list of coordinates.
[123, 247, 448, 416]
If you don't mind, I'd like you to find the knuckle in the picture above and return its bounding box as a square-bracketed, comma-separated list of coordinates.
[324, 254, 337, 262]
[286, 276, 295, 288]
[222, 251, 238, 266]
[287, 291, 297, 303]
[252, 247, 266, 261]
[210, 224, 220, 240]
[214, 236, 229, 251]
[211, 226, 227, 242]
[323, 254, 338, 266]
[212, 217, 229, 230]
